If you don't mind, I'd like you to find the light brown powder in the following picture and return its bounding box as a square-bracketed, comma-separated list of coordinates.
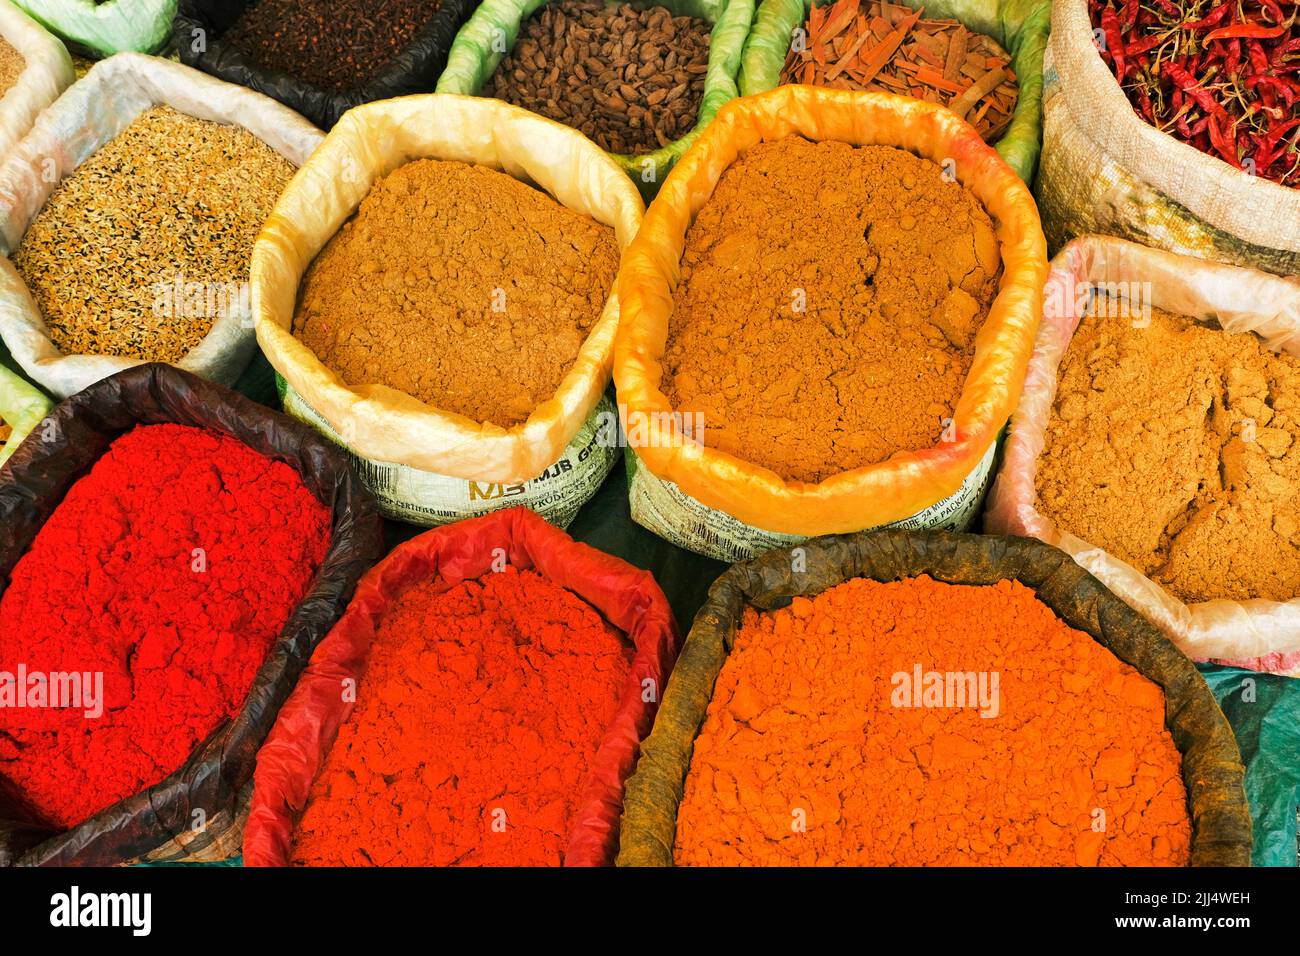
[293, 159, 620, 429]
[665, 136, 1001, 484]
[0, 36, 24, 94]
[1037, 303, 1300, 603]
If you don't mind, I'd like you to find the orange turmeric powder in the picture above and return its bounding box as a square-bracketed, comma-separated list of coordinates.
[674, 576, 1192, 866]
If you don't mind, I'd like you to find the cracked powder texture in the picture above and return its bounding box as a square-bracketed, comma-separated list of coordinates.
[290, 567, 632, 866]
[0, 36, 24, 94]
[14, 106, 295, 362]
[0, 424, 331, 828]
[665, 136, 1001, 484]
[293, 159, 620, 429]
[673, 576, 1191, 866]
[1037, 304, 1300, 603]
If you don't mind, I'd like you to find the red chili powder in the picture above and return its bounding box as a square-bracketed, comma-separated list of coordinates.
[0, 424, 331, 828]
[290, 567, 632, 866]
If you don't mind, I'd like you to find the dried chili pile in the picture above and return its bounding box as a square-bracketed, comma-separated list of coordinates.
[1090, 0, 1300, 187]
[290, 567, 632, 866]
[0, 424, 331, 828]
[675, 576, 1192, 866]
[781, 0, 1018, 141]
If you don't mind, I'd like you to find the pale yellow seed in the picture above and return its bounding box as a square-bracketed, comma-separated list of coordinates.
[14, 106, 294, 362]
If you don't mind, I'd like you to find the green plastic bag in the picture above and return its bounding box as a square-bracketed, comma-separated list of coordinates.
[10, 0, 174, 57]
[0, 362, 52, 468]
[436, 0, 756, 198]
[737, 0, 1049, 183]
[1199, 665, 1300, 868]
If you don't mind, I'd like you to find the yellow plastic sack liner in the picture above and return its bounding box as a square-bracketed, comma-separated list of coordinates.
[252, 93, 645, 484]
[614, 85, 1047, 537]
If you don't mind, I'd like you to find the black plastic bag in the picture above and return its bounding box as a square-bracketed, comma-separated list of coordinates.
[619, 530, 1254, 867]
[0, 364, 384, 866]
[174, 0, 480, 130]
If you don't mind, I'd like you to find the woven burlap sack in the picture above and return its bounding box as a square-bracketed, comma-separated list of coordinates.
[617, 530, 1253, 867]
[1037, 0, 1300, 275]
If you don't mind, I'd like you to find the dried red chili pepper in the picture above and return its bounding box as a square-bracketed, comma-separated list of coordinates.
[1090, 0, 1300, 187]
[1101, 7, 1127, 78]
[1205, 23, 1292, 43]
[1183, 1, 1232, 31]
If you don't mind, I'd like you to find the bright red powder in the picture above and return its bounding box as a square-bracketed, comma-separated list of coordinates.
[0, 423, 331, 828]
[290, 567, 632, 866]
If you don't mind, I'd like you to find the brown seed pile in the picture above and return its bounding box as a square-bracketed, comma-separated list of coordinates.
[666, 136, 1001, 484]
[226, 0, 444, 92]
[15, 107, 295, 362]
[0, 35, 25, 94]
[293, 159, 619, 429]
[484, 1, 711, 155]
[1038, 302, 1300, 603]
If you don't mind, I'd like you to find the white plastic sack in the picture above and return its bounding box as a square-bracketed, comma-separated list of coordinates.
[253, 94, 645, 526]
[0, 0, 73, 163]
[985, 234, 1300, 676]
[10, 0, 174, 58]
[0, 53, 323, 399]
[1037, 0, 1300, 276]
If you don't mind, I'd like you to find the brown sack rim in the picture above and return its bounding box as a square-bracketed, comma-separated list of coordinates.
[616, 530, 1253, 867]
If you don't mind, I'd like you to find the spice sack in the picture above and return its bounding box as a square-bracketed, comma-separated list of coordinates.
[986, 235, 1300, 677]
[175, 0, 480, 131]
[253, 94, 644, 527]
[614, 85, 1047, 562]
[10, 0, 175, 57]
[617, 530, 1251, 866]
[0, 0, 73, 164]
[738, 0, 1052, 183]
[436, 0, 756, 198]
[1037, 0, 1300, 275]
[0, 364, 383, 866]
[0, 54, 323, 400]
[244, 507, 680, 867]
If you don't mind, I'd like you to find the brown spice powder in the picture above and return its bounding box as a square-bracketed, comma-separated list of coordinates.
[14, 107, 295, 362]
[665, 136, 1001, 484]
[0, 35, 24, 94]
[293, 160, 619, 429]
[1037, 304, 1300, 603]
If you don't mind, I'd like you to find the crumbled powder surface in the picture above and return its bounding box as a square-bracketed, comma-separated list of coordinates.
[1037, 304, 1300, 603]
[673, 576, 1191, 866]
[290, 567, 632, 866]
[14, 106, 294, 362]
[665, 136, 1001, 483]
[293, 159, 620, 428]
[0, 424, 331, 828]
[0, 36, 25, 94]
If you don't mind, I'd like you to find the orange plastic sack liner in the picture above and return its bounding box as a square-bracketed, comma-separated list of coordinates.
[242, 506, 681, 867]
[614, 85, 1048, 536]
